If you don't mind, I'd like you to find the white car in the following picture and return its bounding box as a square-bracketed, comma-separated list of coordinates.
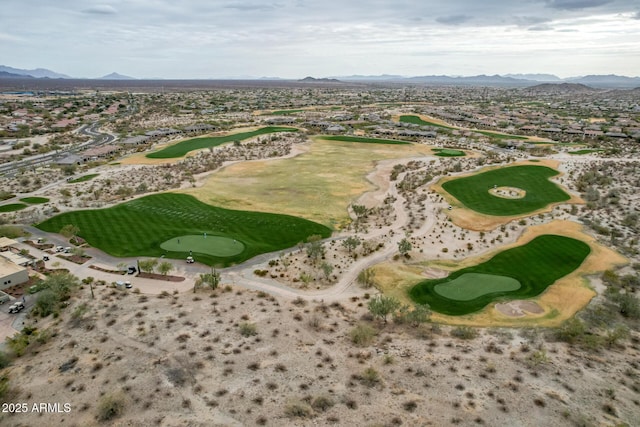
[186, 256, 194, 264]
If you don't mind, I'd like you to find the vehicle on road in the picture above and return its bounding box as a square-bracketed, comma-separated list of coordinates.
[186, 256, 195, 263]
[0, 294, 10, 304]
[125, 281, 132, 289]
[8, 301, 25, 313]
[43, 256, 49, 261]
[56, 246, 64, 252]
[127, 266, 137, 274]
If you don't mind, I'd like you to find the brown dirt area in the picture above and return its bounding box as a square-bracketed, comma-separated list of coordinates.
[2, 283, 638, 427]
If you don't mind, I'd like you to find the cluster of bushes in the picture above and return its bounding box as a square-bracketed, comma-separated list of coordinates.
[31, 272, 80, 318]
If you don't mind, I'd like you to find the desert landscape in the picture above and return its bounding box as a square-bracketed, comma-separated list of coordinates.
[1, 79, 639, 427]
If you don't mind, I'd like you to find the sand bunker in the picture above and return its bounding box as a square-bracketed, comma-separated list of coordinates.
[495, 300, 544, 317]
[489, 186, 526, 199]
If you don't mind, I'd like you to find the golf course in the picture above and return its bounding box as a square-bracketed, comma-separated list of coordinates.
[146, 126, 297, 159]
[408, 234, 591, 315]
[441, 165, 571, 216]
[36, 193, 331, 267]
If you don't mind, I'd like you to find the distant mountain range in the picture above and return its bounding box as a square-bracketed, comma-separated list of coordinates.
[0, 65, 71, 79]
[1, 65, 639, 88]
[331, 73, 640, 88]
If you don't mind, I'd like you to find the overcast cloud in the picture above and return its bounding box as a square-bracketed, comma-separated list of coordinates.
[1, 0, 638, 78]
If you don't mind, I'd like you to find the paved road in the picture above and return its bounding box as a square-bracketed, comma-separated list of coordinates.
[0, 121, 117, 177]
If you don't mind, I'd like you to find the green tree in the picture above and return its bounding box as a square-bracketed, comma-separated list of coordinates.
[158, 261, 173, 276]
[405, 304, 431, 326]
[194, 270, 220, 292]
[351, 204, 368, 219]
[342, 236, 361, 255]
[367, 295, 401, 324]
[60, 224, 80, 240]
[357, 268, 376, 288]
[398, 238, 412, 256]
[306, 240, 325, 265]
[320, 262, 334, 281]
[138, 259, 158, 274]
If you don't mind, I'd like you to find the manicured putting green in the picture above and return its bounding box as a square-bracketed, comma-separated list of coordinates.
[146, 127, 297, 159]
[409, 234, 590, 315]
[37, 193, 331, 267]
[434, 273, 520, 301]
[161, 235, 244, 257]
[20, 197, 49, 204]
[433, 148, 465, 157]
[0, 203, 27, 212]
[442, 165, 570, 216]
[320, 136, 412, 145]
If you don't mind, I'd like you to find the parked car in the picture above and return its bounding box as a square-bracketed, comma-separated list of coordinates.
[127, 266, 137, 275]
[55, 246, 64, 252]
[0, 294, 10, 304]
[125, 281, 132, 289]
[42, 256, 49, 261]
[64, 247, 71, 254]
[8, 301, 25, 313]
[186, 256, 195, 264]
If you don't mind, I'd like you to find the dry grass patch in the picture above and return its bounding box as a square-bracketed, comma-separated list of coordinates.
[181, 139, 434, 227]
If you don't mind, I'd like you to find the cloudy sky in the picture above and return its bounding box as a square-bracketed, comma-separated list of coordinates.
[1, 0, 639, 79]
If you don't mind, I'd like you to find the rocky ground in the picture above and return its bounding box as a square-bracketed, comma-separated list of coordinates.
[1, 283, 638, 427]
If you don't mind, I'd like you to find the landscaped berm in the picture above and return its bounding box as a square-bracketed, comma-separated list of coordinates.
[36, 193, 331, 267]
[408, 234, 591, 315]
[441, 165, 570, 216]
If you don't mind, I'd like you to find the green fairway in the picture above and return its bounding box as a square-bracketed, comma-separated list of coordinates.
[146, 127, 298, 159]
[409, 235, 590, 315]
[400, 115, 452, 129]
[568, 149, 604, 155]
[433, 148, 465, 157]
[0, 203, 27, 212]
[442, 165, 570, 216]
[434, 273, 521, 301]
[20, 197, 49, 204]
[68, 174, 99, 183]
[320, 135, 412, 145]
[36, 193, 331, 267]
[160, 235, 244, 257]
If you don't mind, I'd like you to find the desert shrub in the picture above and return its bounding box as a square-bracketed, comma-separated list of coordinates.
[239, 323, 258, 337]
[0, 351, 11, 369]
[349, 323, 377, 347]
[450, 326, 478, 340]
[311, 395, 335, 412]
[360, 367, 381, 387]
[97, 391, 126, 421]
[0, 375, 9, 399]
[285, 400, 313, 419]
[554, 318, 585, 344]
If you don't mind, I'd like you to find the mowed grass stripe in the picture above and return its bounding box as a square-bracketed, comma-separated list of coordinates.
[409, 235, 591, 315]
[442, 165, 570, 216]
[36, 193, 330, 267]
[146, 126, 298, 159]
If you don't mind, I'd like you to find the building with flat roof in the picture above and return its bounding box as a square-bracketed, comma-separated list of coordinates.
[0, 256, 28, 290]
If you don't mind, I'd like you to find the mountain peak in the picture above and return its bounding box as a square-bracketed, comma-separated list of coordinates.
[99, 72, 136, 80]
